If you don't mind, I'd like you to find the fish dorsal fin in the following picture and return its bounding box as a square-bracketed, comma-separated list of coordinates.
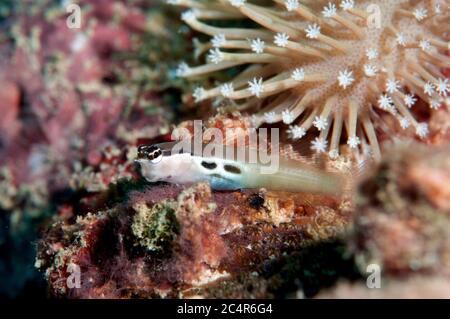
[276, 137, 332, 170]
[277, 138, 376, 196]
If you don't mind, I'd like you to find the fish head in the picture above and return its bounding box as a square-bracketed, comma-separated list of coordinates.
[136, 143, 197, 183]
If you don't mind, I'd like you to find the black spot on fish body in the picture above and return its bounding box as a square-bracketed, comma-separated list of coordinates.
[223, 164, 241, 174]
[201, 161, 217, 170]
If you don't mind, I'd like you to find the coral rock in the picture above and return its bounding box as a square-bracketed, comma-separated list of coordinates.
[36, 181, 350, 298]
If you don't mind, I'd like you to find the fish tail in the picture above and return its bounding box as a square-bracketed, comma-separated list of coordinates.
[243, 163, 346, 196]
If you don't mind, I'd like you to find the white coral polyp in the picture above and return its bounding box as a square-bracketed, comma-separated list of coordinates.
[175, 0, 448, 161]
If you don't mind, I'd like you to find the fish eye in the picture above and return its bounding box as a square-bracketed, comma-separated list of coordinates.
[137, 145, 163, 164]
[149, 152, 163, 164]
[147, 146, 163, 164]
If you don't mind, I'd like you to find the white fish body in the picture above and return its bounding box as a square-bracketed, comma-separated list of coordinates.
[136, 142, 346, 195]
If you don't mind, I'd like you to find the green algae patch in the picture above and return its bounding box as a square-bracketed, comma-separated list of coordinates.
[131, 201, 180, 253]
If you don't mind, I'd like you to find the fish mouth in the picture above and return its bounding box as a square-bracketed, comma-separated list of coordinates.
[134, 159, 159, 182]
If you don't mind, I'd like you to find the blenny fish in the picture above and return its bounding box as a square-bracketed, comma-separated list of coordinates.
[136, 140, 354, 196]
